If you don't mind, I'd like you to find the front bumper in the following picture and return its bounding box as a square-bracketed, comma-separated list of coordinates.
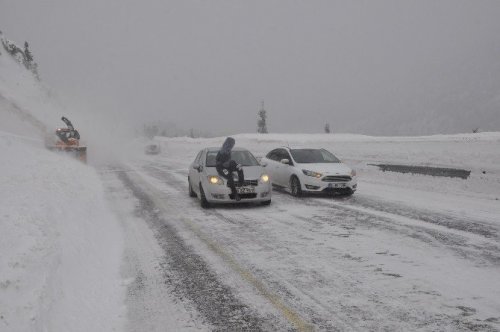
[300, 176, 357, 193]
[204, 182, 272, 203]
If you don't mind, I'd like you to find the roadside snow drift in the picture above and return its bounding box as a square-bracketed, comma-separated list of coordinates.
[0, 132, 125, 331]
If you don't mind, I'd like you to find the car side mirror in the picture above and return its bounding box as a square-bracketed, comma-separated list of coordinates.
[260, 161, 268, 167]
[280, 159, 290, 165]
[192, 164, 201, 172]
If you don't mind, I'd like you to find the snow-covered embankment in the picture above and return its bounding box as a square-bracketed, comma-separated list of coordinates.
[0, 132, 125, 331]
[0, 32, 125, 331]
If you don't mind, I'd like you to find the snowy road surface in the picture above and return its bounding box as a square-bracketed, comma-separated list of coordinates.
[99, 137, 500, 331]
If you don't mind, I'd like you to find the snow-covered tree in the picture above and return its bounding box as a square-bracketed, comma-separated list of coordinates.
[324, 123, 330, 133]
[0, 33, 40, 80]
[23, 42, 33, 67]
[257, 102, 268, 134]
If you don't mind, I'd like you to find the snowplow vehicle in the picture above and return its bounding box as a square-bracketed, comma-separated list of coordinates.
[46, 117, 87, 163]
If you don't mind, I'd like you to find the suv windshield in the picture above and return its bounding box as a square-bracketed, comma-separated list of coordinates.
[206, 150, 260, 167]
[290, 149, 340, 163]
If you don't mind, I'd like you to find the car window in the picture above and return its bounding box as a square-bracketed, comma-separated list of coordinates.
[276, 149, 291, 162]
[290, 149, 340, 163]
[320, 149, 340, 163]
[276, 150, 284, 161]
[205, 151, 217, 166]
[266, 149, 279, 161]
[206, 150, 260, 167]
[282, 149, 292, 161]
[194, 151, 203, 164]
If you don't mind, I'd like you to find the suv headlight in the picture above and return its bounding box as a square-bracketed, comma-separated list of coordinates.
[302, 169, 322, 178]
[208, 175, 224, 185]
[260, 174, 269, 183]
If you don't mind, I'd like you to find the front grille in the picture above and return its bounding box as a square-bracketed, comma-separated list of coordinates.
[234, 179, 258, 187]
[229, 193, 257, 199]
[322, 175, 351, 182]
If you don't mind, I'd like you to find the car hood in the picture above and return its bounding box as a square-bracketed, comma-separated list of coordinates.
[206, 166, 265, 180]
[296, 162, 352, 175]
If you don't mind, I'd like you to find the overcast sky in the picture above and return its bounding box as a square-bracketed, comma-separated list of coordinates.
[2, 0, 500, 135]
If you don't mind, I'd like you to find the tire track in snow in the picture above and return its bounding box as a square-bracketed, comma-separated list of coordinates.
[147, 160, 500, 267]
[139, 162, 500, 331]
[151, 157, 499, 241]
[136, 164, 354, 331]
[117, 167, 316, 332]
[116, 170, 271, 331]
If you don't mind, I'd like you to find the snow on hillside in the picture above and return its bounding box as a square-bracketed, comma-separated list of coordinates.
[1, 36, 125, 331]
[0, 35, 59, 136]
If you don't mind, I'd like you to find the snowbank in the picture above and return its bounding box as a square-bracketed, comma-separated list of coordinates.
[0, 132, 125, 331]
[155, 131, 500, 173]
[1, 33, 127, 331]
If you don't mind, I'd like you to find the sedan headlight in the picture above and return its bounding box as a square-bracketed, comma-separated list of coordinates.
[351, 169, 357, 177]
[260, 174, 269, 183]
[208, 175, 224, 185]
[302, 169, 322, 178]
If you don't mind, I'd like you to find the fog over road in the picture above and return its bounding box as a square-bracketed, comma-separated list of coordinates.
[99, 150, 500, 331]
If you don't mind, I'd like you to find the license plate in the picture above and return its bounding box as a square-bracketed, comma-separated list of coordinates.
[328, 183, 347, 188]
[237, 187, 255, 194]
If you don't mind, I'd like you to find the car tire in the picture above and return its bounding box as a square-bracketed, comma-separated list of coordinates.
[188, 178, 196, 197]
[261, 200, 271, 206]
[341, 188, 354, 197]
[199, 183, 210, 209]
[290, 176, 303, 197]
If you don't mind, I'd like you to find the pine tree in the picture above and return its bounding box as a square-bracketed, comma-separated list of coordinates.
[324, 123, 330, 133]
[24, 41, 33, 64]
[257, 101, 268, 134]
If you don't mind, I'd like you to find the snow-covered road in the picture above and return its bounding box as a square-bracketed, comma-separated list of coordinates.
[100, 139, 500, 331]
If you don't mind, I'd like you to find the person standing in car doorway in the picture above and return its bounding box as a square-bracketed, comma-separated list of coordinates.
[216, 137, 244, 201]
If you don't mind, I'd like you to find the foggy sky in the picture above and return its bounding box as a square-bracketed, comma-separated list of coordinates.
[2, 0, 500, 135]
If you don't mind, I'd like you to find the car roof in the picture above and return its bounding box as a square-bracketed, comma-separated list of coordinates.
[206, 147, 249, 152]
[286, 147, 327, 150]
[273, 146, 324, 151]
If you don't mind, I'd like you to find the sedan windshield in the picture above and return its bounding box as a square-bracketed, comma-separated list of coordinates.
[290, 149, 340, 163]
[206, 150, 260, 167]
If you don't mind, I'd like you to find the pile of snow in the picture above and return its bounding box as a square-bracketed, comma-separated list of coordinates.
[0, 131, 125, 331]
[156, 131, 500, 173]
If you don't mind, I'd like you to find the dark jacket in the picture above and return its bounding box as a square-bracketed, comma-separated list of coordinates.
[216, 137, 235, 166]
[216, 137, 235, 175]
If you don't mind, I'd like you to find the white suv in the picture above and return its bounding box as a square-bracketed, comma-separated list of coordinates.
[262, 147, 357, 196]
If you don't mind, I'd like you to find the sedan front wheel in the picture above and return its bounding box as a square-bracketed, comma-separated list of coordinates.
[188, 177, 196, 197]
[199, 184, 210, 209]
[290, 176, 303, 197]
